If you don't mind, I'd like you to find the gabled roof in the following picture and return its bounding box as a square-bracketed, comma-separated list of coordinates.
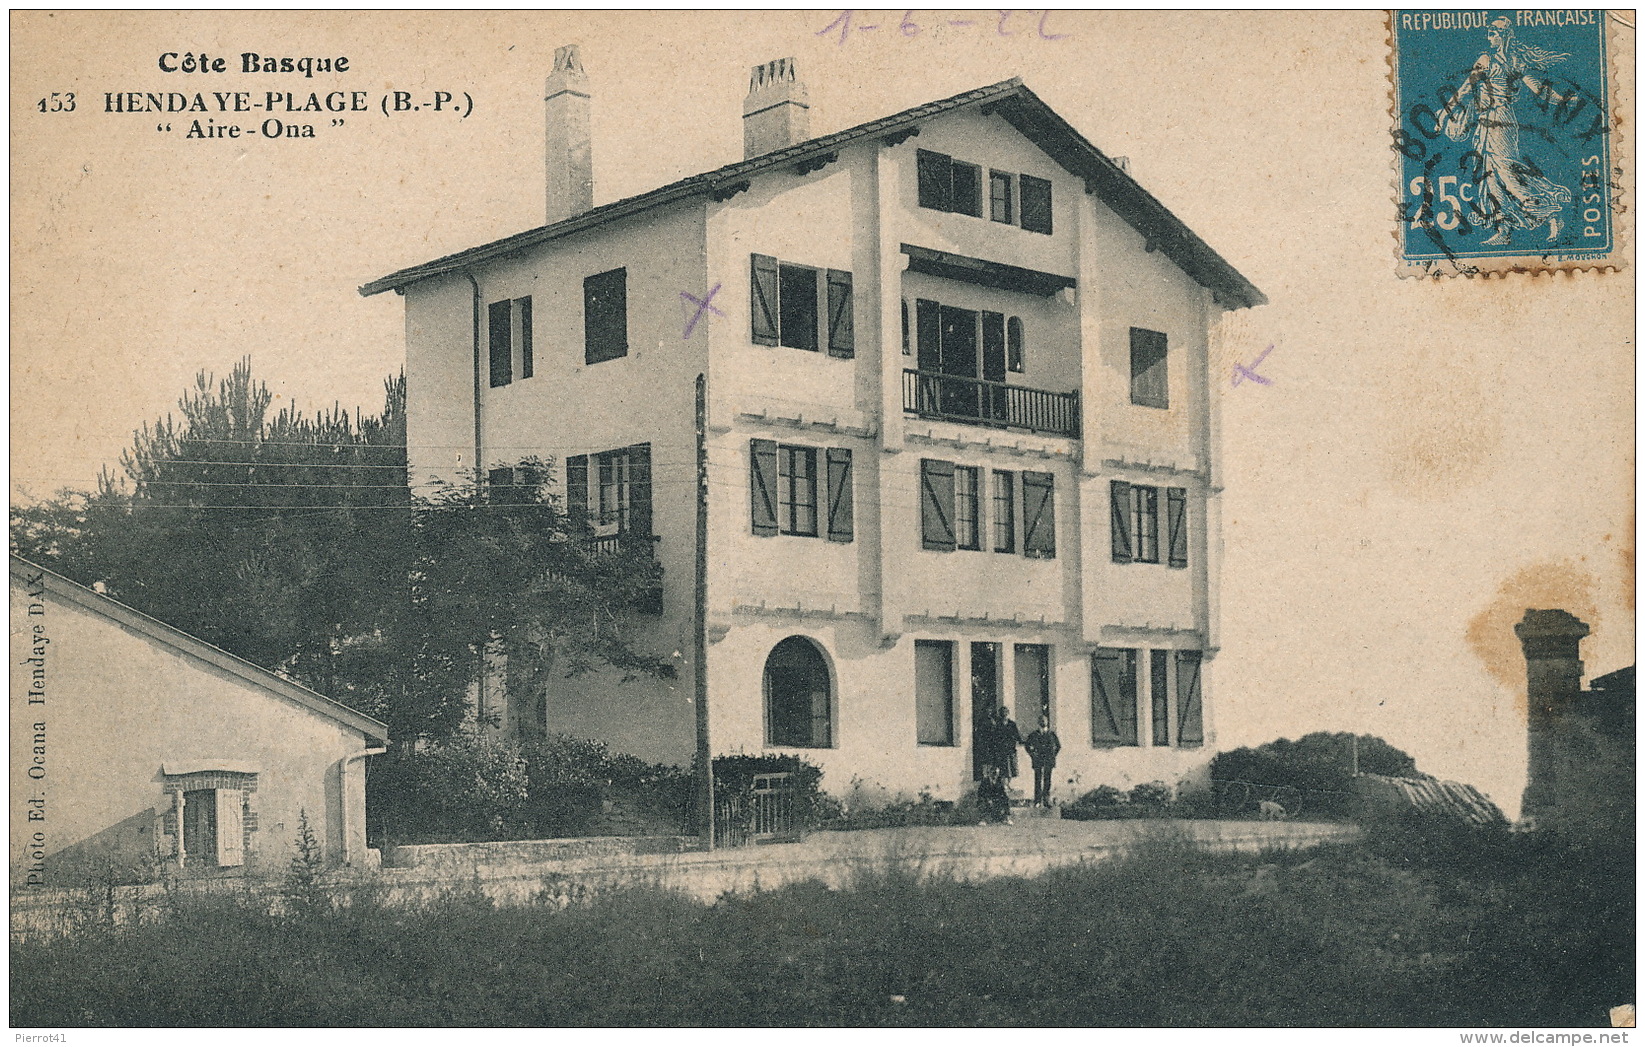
[360, 78, 1265, 309]
[10, 556, 389, 746]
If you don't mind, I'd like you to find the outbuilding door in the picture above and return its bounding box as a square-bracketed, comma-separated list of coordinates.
[182, 789, 216, 864]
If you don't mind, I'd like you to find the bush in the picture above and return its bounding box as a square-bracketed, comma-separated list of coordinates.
[1128, 780, 1172, 806]
[368, 736, 530, 843]
[1210, 732, 1423, 818]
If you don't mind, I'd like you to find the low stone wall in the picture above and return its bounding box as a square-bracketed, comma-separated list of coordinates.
[383, 834, 693, 874]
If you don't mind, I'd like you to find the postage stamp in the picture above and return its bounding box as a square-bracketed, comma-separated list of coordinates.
[1392, 10, 1627, 275]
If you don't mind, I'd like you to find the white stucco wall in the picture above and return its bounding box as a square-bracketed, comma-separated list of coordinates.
[9, 572, 378, 886]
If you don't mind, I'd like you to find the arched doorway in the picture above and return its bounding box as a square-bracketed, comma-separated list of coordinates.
[764, 636, 833, 748]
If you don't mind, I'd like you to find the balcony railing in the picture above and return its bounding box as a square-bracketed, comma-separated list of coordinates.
[903, 369, 1080, 438]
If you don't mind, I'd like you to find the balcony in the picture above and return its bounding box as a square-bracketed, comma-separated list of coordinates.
[903, 369, 1080, 438]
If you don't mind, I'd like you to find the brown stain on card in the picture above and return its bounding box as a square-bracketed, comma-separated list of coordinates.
[1466, 560, 1600, 711]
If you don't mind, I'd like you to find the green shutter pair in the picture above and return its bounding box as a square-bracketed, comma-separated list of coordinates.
[751, 254, 854, 357]
[1111, 481, 1188, 567]
[923, 461, 1053, 557]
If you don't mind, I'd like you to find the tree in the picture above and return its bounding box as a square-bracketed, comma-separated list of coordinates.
[1210, 731, 1427, 816]
[11, 359, 669, 747]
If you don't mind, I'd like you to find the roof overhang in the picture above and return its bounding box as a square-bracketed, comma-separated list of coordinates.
[361, 78, 1264, 311]
[901, 243, 1075, 297]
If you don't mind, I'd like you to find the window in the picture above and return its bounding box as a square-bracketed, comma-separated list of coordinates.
[992, 469, 1015, 553]
[901, 299, 911, 356]
[751, 254, 854, 358]
[1006, 316, 1025, 373]
[1021, 471, 1056, 559]
[750, 440, 853, 541]
[765, 636, 832, 748]
[1130, 327, 1168, 408]
[779, 264, 819, 352]
[1110, 481, 1185, 566]
[584, 268, 627, 364]
[778, 445, 817, 536]
[1131, 485, 1159, 563]
[1150, 649, 1171, 747]
[1175, 650, 1204, 747]
[954, 465, 981, 550]
[488, 296, 533, 387]
[565, 444, 652, 537]
[1014, 643, 1050, 727]
[926, 459, 1049, 559]
[950, 160, 983, 217]
[487, 466, 525, 506]
[1091, 648, 1139, 746]
[914, 640, 956, 745]
[989, 170, 1014, 223]
[166, 770, 256, 870]
[1020, 174, 1053, 235]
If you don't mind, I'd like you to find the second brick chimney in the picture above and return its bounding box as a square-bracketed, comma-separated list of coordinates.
[743, 58, 809, 159]
[544, 44, 592, 224]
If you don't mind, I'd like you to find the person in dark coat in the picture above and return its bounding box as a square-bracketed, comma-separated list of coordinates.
[993, 706, 1023, 781]
[1024, 714, 1062, 807]
[977, 764, 1011, 825]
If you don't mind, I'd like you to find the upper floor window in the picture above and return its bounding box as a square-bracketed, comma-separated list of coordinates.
[751, 254, 854, 358]
[1110, 481, 1188, 568]
[922, 460, 1052, 558]
[750, 439, 854, 542]
[920, 150, 1052, 235]
[566, 444, 652, 538]
[488, 296, 533, 388]
[989, 170, 1014, 224]
[1007, 316, 1025, 373]
[584, 268, 628, 365]
[1129, 327, 1168, 408]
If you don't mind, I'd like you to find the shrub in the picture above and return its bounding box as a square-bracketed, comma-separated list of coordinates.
[1210, 732, 1423, 818]
[1128, 780, 1173, 806]
[368, 735, 530, 842]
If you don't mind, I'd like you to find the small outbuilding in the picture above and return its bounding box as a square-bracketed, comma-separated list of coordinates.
[10, 556, 389, 887]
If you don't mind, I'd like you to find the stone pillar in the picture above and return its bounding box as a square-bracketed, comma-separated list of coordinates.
[1515, 608, 1589, 825]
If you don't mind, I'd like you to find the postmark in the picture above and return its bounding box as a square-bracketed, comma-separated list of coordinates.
[1392, 10, 1628, 275]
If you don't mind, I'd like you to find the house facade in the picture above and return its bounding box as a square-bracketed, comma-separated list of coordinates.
[9, 557, 389, 885]
[363, 50, 1264, 802]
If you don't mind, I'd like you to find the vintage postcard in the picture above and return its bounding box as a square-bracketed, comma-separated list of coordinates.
[9, 10, 1635, 1032]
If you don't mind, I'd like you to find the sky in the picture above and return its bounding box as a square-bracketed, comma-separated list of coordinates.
[10, 10, 1635, 815]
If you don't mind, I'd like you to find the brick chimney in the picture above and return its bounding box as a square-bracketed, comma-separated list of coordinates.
[544, 44, 592, 224]
[743, 58, 809, 159]
[1515, 608, 1590, 823]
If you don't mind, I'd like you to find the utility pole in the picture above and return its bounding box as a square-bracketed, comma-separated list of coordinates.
[694, 373, 715, 851]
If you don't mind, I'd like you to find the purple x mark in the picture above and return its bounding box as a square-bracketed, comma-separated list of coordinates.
[1232, 345, 1274, 387]
[680, 283, 724, 339]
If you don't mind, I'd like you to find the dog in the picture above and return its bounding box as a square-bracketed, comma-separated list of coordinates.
[1257, 799, 1288, 821]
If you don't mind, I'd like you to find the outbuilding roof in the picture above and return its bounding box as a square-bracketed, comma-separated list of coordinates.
[360, 78, 1265, 309]
[10, 555, 390, 746]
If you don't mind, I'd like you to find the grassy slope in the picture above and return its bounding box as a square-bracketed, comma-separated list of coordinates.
[11, 826, 1634, 1028]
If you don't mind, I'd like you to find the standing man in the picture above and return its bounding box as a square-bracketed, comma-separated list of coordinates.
[994, 706, 1023, 782]
[1024, 714, 1062, 808]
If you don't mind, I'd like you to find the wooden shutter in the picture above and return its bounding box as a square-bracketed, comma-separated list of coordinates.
[1020, 174, 1053, 234]
[215, 789, 245, 867]
[1167, 487, 1188, 569]
[566, 455, 589, 528]
[1110, 480, 1132, 563]
[627, 443, 652, 538]
[915, 299, 942, 372]
[751, 254, 779, 345]
[1091, 648, 1138, 745]
[920, 458, 956, 552]
[826, 270, 854, 358]
[488, 299, 512, 387]
[584, 268, 628, 364]
[1176, 650, 1204, 747]
[981, 311, 1006, 382]
[1021, 471, 1055, 558]
[825, 447, 854, 543]
[916, 149, 952, 211]
[518, 297, 534, 379]
[750, 439, 779, 537]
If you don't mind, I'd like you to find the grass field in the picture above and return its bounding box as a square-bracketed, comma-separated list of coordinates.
[10, 822, 1633, 1027]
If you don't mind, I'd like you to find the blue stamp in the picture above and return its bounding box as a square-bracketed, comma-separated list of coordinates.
[1393, 11, 1617, 272]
